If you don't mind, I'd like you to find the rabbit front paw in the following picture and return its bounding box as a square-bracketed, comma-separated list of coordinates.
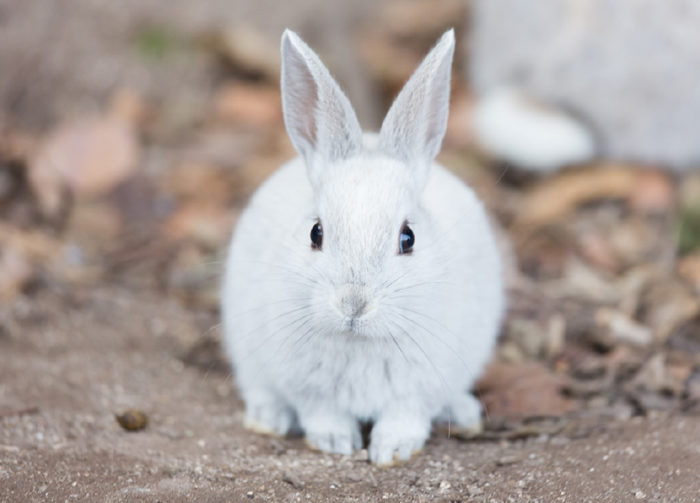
[243, 394, 297, 436]
[435, 393, 484, 434]
[369, 415, 430, 466]
[301, 410, 362, 456]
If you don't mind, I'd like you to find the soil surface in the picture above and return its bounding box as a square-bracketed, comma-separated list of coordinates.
[2, 286, 699, 503]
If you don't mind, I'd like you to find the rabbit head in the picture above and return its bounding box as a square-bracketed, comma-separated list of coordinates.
[280, 29, 456, 338]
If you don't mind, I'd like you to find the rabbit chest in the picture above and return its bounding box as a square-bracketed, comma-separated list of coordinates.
[266, 331, 450, 420]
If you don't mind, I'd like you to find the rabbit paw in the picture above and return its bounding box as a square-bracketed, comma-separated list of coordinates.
[302, 412, 362, 456]
[435, 393, 483, 434]
[243, 395, 296, 436]
[369, 416, 430, 466]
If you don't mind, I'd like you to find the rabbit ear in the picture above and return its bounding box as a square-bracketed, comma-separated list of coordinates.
[378, 29, 455, 185]
[281, 30, 363, 184]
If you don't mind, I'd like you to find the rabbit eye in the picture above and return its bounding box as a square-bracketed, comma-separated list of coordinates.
[310, 222, 323, 249]
[399, 223, 414, 254]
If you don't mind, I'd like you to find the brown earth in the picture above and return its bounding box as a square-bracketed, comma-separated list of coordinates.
[2, 286, 699, 503]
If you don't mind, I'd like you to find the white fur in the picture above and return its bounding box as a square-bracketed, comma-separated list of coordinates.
[222, 29, 504, 465]
[472, 86, 596, 171]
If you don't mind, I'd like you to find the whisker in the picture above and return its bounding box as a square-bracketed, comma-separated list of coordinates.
[388, 332, 410, 366]
[284, 320, 321, 358]
[234, 309, 318, 362]
[387, 318, 454, 398]
[229, 302, 316, 348]
[389, 306, 473, 375]
[224, 296, 315, 321]
[231, 259, 323, 286]
[387, 279, 457, 295]
[380, 270, 412, 292]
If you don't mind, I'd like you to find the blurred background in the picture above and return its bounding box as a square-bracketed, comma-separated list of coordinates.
[2, 0, 700, 461]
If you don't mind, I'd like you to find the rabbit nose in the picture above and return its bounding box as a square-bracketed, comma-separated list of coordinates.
[336, 284, 370, 318]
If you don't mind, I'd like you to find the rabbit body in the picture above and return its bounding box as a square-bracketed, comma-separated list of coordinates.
[222, 30, 503, 465]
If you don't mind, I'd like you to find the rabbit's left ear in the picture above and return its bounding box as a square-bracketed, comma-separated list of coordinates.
[378, 29, 455, 186]
[281, 30, 363, 186]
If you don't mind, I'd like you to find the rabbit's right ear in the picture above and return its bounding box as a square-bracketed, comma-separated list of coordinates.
[281, 30, 363, 186]
[378, 30, 455, 191]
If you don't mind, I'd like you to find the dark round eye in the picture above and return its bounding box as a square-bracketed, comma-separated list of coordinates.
[310, 222, 323, 249]
[399, 224, 414, 254]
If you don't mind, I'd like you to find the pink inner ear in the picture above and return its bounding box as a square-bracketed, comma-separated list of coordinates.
[282, 32, 363, 167]
[283, 47, 319, 153]
[377, 30, 454, 167]
[423, 65, 452, 155]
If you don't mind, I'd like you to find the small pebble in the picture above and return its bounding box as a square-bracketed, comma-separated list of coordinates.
[115, 410, 148, 432]
[269, 439, 286, 455]
[438, 480, 451, 493]
[468, 485, 484, 496]
[282, 472, 304, 489]
[496, 455, 521, 466]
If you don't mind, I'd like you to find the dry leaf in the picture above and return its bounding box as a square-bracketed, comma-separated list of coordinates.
[29, 116, 139, 216]
[206, 25, 280, 80]
[577, 232, 620, 273]
[627, 170, 675, 214]
[548, 258, 622, 304]
[604, 345, 646, 376]
[0, 244, 34, 300]
[66, 201, 123, 250]
[0, 222, 59, 263]
[594, 308, 653, 348]
[108, 88, 151, 127]
[641, 281, 700, 343]
[557, 345, 605, 379]
[475, 362, 575, 420]
[162, 162, 234, 205]
[503, 315, 565, 361]
[678, 254, 700, 294]
[212, 83, 281, 129]
[163, 202, 233, 249]
[629, 353, 690, 397]
[515, 164, 638, 229]
[0, 129, 37, 163]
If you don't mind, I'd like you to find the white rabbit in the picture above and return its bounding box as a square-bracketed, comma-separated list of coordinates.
[222, 29, 504, 465]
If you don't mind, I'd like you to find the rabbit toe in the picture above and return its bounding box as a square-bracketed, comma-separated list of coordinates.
[301, 411, 362, 455]
[435, 393, 483, 433]
[369, 435, 425, 466]
[305, 429, 362, 455]
[369, 417, 430, 466]
[243, 400, 296, 436]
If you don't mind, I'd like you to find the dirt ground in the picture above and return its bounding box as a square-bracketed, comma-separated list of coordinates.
[1, 285, 698, 503]
[2, 1, 700, 501]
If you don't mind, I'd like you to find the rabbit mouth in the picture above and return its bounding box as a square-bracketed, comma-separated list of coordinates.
[342, 317, 360, 333]
[336, 308, 371, 334]
[332, 283, 378, 335]
[333, 284, 373, 314]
